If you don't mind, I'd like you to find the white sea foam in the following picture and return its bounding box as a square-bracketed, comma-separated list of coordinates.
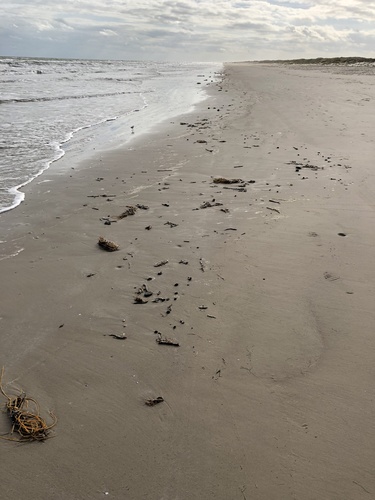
[0, 57, 222, 213]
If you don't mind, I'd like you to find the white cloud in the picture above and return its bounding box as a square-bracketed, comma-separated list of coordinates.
[0, 0, 374, 61]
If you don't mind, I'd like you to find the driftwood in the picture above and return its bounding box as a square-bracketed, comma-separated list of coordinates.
[156, 335, 179, 347]
[98, 236, 119, 252]
[0, 367, 57, 442]
[213, 177, 242, 184]
[154, 260, 168, 268]
[116, 206, 137, 219]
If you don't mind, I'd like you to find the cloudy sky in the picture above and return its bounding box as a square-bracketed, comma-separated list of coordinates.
[1, 0, 374, 62]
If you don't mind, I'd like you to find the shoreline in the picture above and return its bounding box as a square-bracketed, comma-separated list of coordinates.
[0, 58, 221, 215]
[1, 62, 375, 499]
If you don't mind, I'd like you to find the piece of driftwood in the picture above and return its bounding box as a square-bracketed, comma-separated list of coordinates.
[108, 334, 127, 340]
[116, 206, 137, 219]
[98, 236, 119, 252]
[156, 335, 179, 347]
[154, 260, 168, 267]
[145, 396, 164, 407]
[0, 367, 57, 442]
[266, 207, 280, 214]
[213, 177, 242, 184]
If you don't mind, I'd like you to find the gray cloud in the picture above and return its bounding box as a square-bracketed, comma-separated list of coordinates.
[1, 0, 374, 61]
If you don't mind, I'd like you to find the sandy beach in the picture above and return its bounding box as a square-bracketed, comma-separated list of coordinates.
[1, 62, 375, 499]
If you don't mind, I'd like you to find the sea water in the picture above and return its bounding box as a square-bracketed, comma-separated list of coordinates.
[0, 57, 221, 213]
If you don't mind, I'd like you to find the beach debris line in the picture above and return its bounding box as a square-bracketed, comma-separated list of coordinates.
[145, 396, 164, 407]
[0, 367, 57, 442]
[98, 236, 119, 252]
[108, 334, 127, 340]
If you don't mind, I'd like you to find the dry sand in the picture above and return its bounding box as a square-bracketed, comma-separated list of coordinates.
[1, 62, 375, 499]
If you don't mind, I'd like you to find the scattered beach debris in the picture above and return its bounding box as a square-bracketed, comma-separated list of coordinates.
[225, 227, 237, 231]
[152, 297, 169, 303]
[338, 232, 347, 237]
[145, 396, 164, 407]
[199, 258, 206, 272]
[0, 367, 57, 442]
[200, 201, 223, 209]
[196, 140, 207, 144]
[142, 285, 153, 297]
[269, 199, 281, 204]
[223, 186, 247, 192]
[213, 177, 242, 184]
[156, 335, 180, 347]
[134, 296, 148, 304]
[165, 305, 172, 315]
[207, 314, 216, 319]
[116, 206, 137, 219]
[234, 165, 243, 168]
[88, 194, 116, 198]
[287, 160, 321, 172]
[135, 284, 153, 298]
[136, 204, 149, 210]
[198, 305, 208, 310]
[154, 259, 168, 268]
[220, 208, 230, 213]
[164, 221, 178, 228]
[179, 260, 189, 265]
[98, 236, 119, 252]
[145, 225, 152, 230]
[108, 334, 127, 340]
[266, 206, 280, 214]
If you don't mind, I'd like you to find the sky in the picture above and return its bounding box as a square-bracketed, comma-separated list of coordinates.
[1, 0, 375, 62]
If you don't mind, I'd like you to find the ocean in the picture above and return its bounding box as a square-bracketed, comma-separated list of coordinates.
[0, 57, 222, 213]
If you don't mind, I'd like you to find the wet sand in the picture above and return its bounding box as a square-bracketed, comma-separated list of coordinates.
[1, 62, 375, 499]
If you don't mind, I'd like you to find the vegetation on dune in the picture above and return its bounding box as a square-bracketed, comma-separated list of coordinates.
[258, 56, 375, 65]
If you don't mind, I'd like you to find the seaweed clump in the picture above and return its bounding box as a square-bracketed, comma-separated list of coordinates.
[0, 367, 57, 442]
